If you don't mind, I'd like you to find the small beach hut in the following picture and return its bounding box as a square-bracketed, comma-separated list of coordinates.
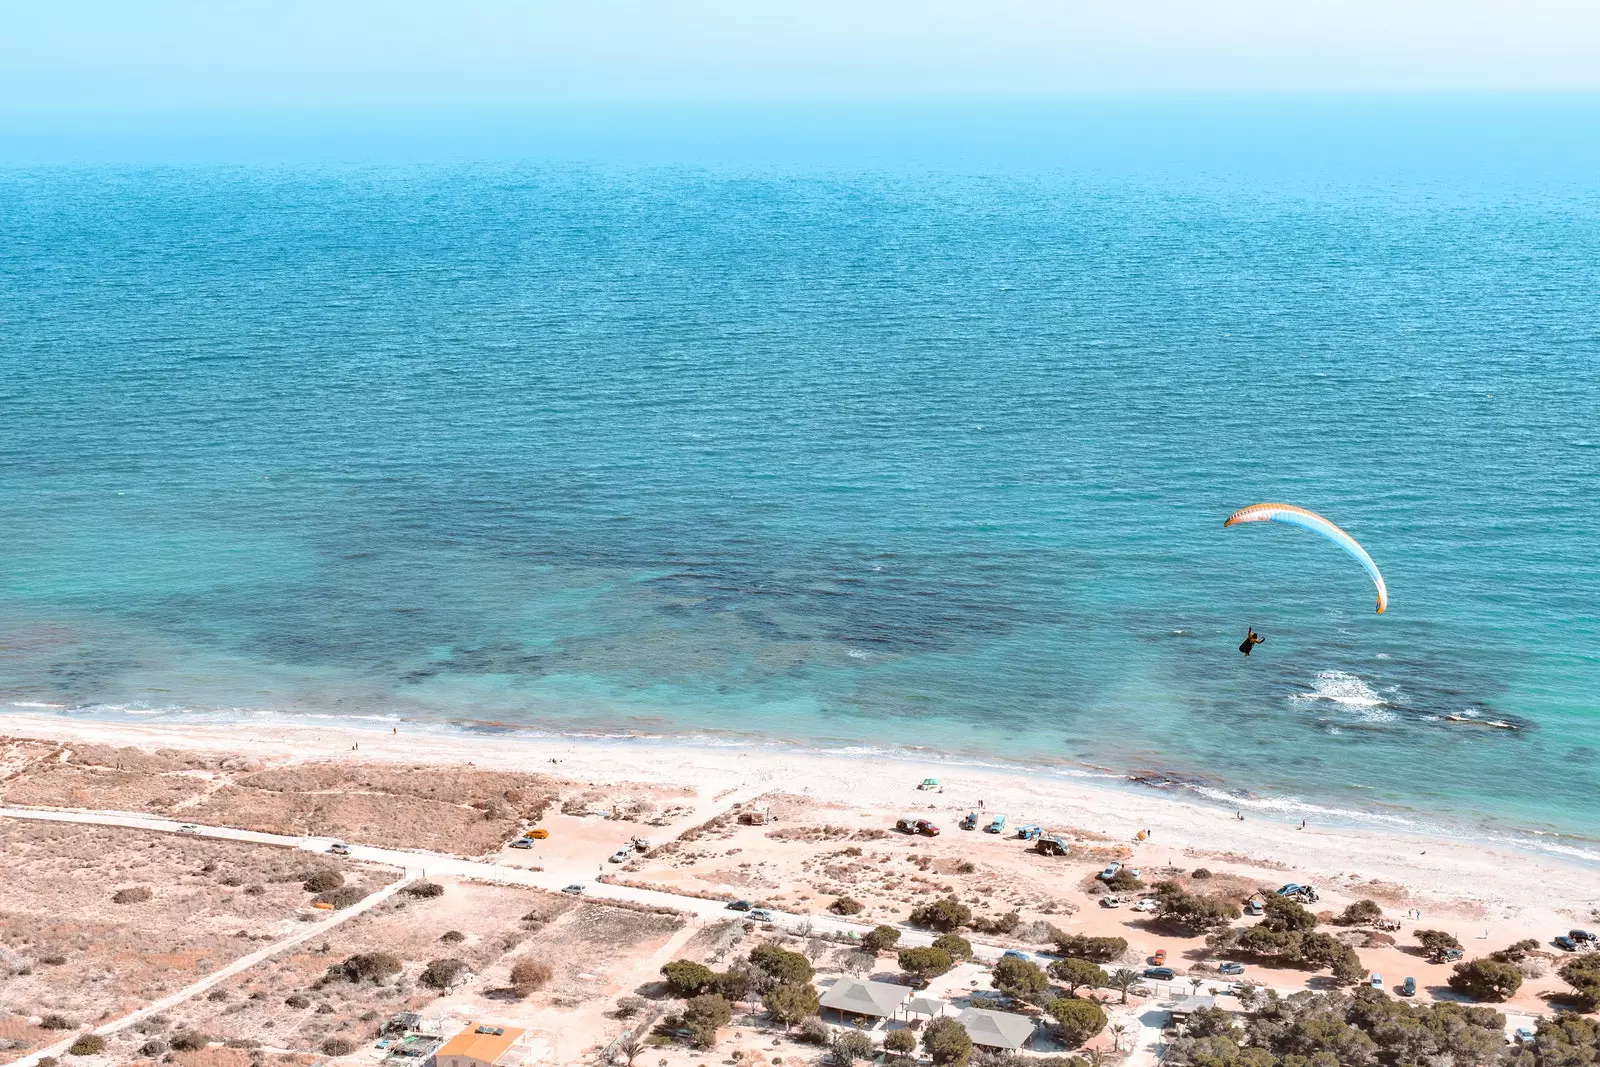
[1170, 995, 1218, 1026]
[905, 996, 947, 1020]
[819, 979, 912, 1025]
[955, 1007, 1036, 1050]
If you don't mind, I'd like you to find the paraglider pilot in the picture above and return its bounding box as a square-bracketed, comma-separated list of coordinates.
[1239, 628, 1264, 656]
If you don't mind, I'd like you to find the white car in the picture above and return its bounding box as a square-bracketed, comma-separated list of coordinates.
[609, 849, 632, 864]
[749, 908, 775, 922]
[1132, 898, 1157, 912]
[178, 824, 199, 834]
[1100, 895, 1123, 908]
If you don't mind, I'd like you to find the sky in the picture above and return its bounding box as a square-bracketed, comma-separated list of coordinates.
[4, 0, 1600, 114]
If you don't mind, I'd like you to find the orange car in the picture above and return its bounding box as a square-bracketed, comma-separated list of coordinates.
[1152, 949, 1167, 965]
[527, 828, 549, 840]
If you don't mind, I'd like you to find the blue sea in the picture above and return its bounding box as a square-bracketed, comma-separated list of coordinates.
[2, 99, 1597, 851]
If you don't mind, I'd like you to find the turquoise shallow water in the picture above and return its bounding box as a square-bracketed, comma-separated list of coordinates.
[2, 102, 1598, 846]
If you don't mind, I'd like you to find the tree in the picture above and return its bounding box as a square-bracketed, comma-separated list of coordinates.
[1049, 958, 1109, 996]
[1416, 930, 1462, 956]
[420, 958, 468, 990]
[862, 925, 903, 954]
[1559, 954, 1600, 1013]
[1490, 939, 1542, 964]
[1153, 881, 1240, 933]
[750, 944, 815, 985]
[683, 994, 732, 1049]
[509, 958, 552, 996]
[885, 1028, 918, 1058]
[1109, 968, 1140, 1004]
[910, 897, 973, 933]
[934, 933, 974, 960]
[1110, 1022, 1128, 1051]
[337, 952, 401, 983]
[661, 959, 717, 997]
[1047, 998, 1107, 1047]
[301, 869, 344, 893]
[992, 956, 1049, 999]
[618, 1036, 646, 1066]
[1449, 958, 1523, 1002]
[831, 896, 864, 916]
[1050, 934, 1129, 962]
[1107, 867, 1143, 892]
[1336, 900, 1384, 927]
[841, 950, 876, 977]
[716, 969, 751, 1005]
[763, 982, 819, 1030]
[1531, 1012, 1600, 1067]
[1187, 1006, 1241, 1041]
[1259, 895, 1317, 934]
[923, 1016, 974, 1066]
[67, 1035, 106, 1056]
[830, 1031, 874, 1066]
[900, 947, 956, 985]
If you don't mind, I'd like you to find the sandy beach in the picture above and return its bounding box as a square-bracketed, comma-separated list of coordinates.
[4, 710, 1595, 925]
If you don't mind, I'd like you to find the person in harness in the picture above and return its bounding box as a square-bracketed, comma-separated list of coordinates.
[1239, 628, 1265, 656]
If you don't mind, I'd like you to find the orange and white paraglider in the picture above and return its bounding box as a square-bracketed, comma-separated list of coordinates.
[1224, 503, 1388, 614]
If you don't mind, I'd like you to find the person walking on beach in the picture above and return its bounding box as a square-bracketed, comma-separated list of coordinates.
[1239, 628, 1265, 656]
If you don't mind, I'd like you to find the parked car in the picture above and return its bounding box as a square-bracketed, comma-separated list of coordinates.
[1098, 863, 1123, 882]
[1515, 1028, 1537, 1045]
[1132, 898, 1157, 913]
[1002, 950, 1032, 962]
[632, 837, 653, 851]
[749, 908, 774, 922]
[1152, 949, 1167, 965]
[1100, 896, 1123, 908]
[1435, 948, 1464, 963]
[725, 900, 753, 911]
[1245, 899, 1264, 916]
[1399, 977, 1417, 997]
[508, 838, 533, 849]
[984, 814, 1007, 833]
[328, 841, 350, 855]
[895, 816, 922, 834]
[959, 812, 980, 831]
[915, 819, 941, 837]
[1219, 962, 1245, 976]
[1370, 973, 1384, 990]
[1035, 836, 1070, 857]
[527, 828, 549, 840]
[561, 884, 586, 895]
[918, 778, 941, 791]
[1555, 936, 1580, 952]
[1571, 930, 1597, 944]
[608, 849, 632, 863]
[1144, 967, 1176, 980]
[1016, 824, 1042, 841]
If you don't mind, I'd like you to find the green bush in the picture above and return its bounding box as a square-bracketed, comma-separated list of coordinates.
[933, 933, 974, 960]
[763, 982, 819, 1029]
[337, 953, 401, 983]
[922, 1016, 974, 1066]
[1048, 958, 1108, 995]
[66, 1035, 105, 1056]
[1047, 997, 1107, 1047]
[1559, 954, 1600, 1012]
[1448, 958, 1523, 1002]
[1336, 900, 1383, 926]
[301, 869, 344, 893]
[40, 1015, 73, 1031]
[420, 957, 468, 990]
[1049, 933, 1128, 962]
[749, 943, 814, 984]
[992, 956, 1049, 998]
[661, 959, 717, 997]
[897, 946, 955, 984]
[862, 925, 902, 953]
[830, 896, 864, 915]
[909, 897, 973, 932]
[404, 881, 445, 898]
[322, 1037, 358, 1056]
[169, 1031, 210, 1052]
[885, 1029, 918, 1056]
[313, 886, 368, 909]
[111, 887, 151, 904]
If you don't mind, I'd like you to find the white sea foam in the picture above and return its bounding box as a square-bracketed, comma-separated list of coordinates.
[845, 648, 870, 660]
[10, 701, 65, 709]
[1293, 671, 1386, 708]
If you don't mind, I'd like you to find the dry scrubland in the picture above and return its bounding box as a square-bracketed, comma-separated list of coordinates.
[0, 819, 392, 1060]
[0, 739, 687, 857]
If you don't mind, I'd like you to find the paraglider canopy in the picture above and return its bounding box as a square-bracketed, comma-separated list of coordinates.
[1224, 503, 1388, 614]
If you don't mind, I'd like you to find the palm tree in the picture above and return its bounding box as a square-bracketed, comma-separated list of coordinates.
[1110, 968, 1139, 1004]
[1189, 976, 1205, 995]
[1110, 1023, 1128, 1052]
[618, 1037, 645, 1066]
